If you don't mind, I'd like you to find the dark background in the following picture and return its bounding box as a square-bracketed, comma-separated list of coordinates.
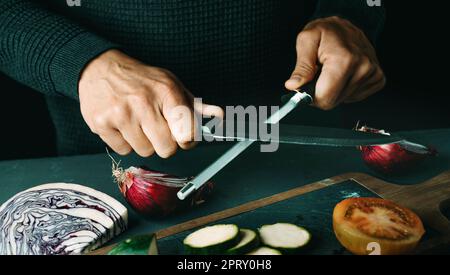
[1, 1, 449, 161]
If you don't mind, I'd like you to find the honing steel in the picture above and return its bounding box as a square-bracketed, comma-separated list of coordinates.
[177, 80, 404, 200]
[177, 81, 315, 200]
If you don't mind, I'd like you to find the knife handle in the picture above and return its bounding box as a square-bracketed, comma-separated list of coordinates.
[281, 78, 317, 105]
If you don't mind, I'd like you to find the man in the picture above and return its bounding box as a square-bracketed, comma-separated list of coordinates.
[0, 0, 385, 157]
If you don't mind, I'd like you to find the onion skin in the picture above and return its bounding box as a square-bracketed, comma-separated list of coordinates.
[357, 126, 437, 175]
[113, 167, 214, 218]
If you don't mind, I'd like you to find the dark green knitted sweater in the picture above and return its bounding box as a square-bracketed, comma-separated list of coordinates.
[0, 0, 384, 155]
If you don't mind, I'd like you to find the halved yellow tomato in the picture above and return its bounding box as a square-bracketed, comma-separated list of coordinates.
[333, 198, 425, 255]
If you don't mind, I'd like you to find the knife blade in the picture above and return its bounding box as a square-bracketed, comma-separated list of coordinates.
[201, 122, 404, 147]
[177, 83, 316, 200]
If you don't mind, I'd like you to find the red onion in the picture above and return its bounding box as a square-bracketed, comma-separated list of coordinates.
[357, 125, 437, 175]
[111, 162, 214, 218]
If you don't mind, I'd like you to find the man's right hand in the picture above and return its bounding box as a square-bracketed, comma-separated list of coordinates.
[78, 50, 223, 158]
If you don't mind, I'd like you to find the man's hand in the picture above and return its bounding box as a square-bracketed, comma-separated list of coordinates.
[285, 16, 386, 110]
[79, 50, 223, 158]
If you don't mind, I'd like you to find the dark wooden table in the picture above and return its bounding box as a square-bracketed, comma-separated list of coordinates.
[1, 129, 449, 254]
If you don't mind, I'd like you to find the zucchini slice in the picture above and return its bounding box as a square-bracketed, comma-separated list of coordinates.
[246, 247, 282, 255]
[108, 234, 158, 255]
[227, 229, 260, 255]
[259, 223, 311, 254]
[184, 224, 240, 255]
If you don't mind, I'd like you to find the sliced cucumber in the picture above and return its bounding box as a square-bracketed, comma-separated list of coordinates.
[246, 247, 282, 255]
[227, 229, 260, 255]
[108, 234, 158, 255]
[259, 223, 311, 254]
[184, 224, 240, 255]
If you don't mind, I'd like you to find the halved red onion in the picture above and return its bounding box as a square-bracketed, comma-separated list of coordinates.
[112, 165, 214, 218]
[357, 125, 437, 175]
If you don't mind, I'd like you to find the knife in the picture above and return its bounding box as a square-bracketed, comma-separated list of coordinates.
[201, 122, 403, 147]
[177, 81, 316, 200]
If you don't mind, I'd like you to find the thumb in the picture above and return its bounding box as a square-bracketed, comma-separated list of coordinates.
[285, 30, 320, 90]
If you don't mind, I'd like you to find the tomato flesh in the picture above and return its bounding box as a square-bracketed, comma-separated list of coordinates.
[333, 198, 425, 255]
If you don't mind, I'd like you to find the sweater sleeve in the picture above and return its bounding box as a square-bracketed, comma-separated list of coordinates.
[0, 0, 119, 100]
[312, 0, 386, 45]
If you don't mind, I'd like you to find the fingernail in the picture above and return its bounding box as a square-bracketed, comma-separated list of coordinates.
[286, 75, 302, 88]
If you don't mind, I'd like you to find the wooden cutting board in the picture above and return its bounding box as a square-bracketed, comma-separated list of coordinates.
[90, 171, 450, 255]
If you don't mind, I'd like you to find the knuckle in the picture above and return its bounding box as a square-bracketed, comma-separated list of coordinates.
[158, 68, 176, 79]
[170, 121, 193, 143]
[316, 99, 336, 111]
[307, 20, 329, 32]
[154, 81, 183, 104]
[329, 15, 342, 22]
[360, 56, 372, 67]
[335, 16, 353, 28]
[359, 57, 374, 75]
[175, 132, 194, 144]
[104, 139, 132, 156]
[326, 50, 352, 68]
[130, 94, 151, 109]
[133, 86, 150, 97]
[92, 115, 110, 133]
[86, 119, 100, 134]
[319, 103, 335, 111]
[112, 102, 128, 114]
[337, 48, 353, 59]
[341, 50, 356, 63]
[136, 147, 155, 158]
[297, 30, 315, 42]
[336, 52, 357, 71]
[332, 15, 342, 21]
[88, 126, 98, 135]
[116, 146, 132, 156]
[376, 66, 386, 80]
[155, 79, 178, 94]
[179, 141, 197, 150]
[111, 104, 130, 124]
[157, 143, 178, 159]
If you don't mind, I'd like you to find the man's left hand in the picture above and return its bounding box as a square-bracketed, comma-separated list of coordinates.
[285, 16, 386, 110]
